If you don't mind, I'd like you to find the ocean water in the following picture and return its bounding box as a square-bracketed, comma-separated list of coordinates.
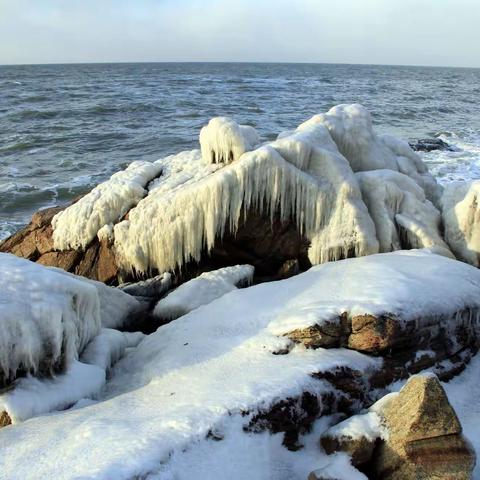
[1, 62, 479, 240]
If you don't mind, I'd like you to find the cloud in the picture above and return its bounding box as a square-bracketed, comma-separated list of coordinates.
[0, 0, 478, 67]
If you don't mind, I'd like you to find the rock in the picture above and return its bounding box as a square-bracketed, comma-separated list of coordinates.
[372, 374, 476, 480]
[0, 410, 12, 428]
[285, 315, 348, 349]
[321, 434, 375, 467]
[409, 138, 455, 152]
[320, 411, 381, 466]
[118, 273, 172, 299]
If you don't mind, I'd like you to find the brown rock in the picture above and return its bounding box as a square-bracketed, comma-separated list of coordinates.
[0, 410, 12, 428]
[285, 318, 347, 349]
[37, 250, 82, 271]
[321, 433, 375, 467]
[372, 374, 475, 480]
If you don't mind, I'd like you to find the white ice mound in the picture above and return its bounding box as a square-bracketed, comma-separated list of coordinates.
[52, 160, 163, 250]
[0, 253, 141, 385]
[199, 117, 260, 164]
[356, 170, 450, 254]
[1, 250, 479, 479]
[153, 265, 254, 320]
[114, 122, 378, 274]
[442, 181, 480, 266]
[305, 104, 441, 204]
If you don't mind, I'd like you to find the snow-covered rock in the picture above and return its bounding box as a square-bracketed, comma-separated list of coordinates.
[442, 181, 480, 266]
[0, 329, 144, 425]
[153, 265, 254, 320]
[0, 253, 141, 386]
[52, 160, 163, 250]
[1, 250, 480, 479]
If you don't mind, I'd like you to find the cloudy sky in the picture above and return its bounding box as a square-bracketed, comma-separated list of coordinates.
[1, 0, 479, 67]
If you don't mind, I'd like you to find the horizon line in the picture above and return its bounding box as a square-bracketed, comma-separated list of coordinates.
[1, 60, 479, 70]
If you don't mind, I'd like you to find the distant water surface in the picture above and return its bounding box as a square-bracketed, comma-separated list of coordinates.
[1, 62, 479, 239]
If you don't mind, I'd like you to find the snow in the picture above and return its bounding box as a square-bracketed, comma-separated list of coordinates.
[80, 328, 145, 372]
[199, 117, 260, 165]
[114, 123, 378, 274]
[52, 160, 163, 250]
[324, 411, 384, 443]
[0, 330, 144, 424]
[442, 181, 480, 266]
[0, 253, 141, 385]
[2, 250, 480, 479]
[0, 361, 105, 424]
[443, 354, 480, 480]
[153, 265, 254, 320]
[356, 169, 450, 254]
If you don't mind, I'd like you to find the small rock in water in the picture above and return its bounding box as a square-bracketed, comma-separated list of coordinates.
[409, 138, 456, 152]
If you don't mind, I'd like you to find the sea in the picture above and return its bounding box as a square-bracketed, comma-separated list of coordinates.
[1, 62, 479, 240]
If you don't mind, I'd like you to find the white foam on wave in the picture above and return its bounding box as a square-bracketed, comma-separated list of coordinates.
[421, 131, 480, 185]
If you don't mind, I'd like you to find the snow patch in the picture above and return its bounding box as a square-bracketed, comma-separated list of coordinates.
[153, 265, 254, 320]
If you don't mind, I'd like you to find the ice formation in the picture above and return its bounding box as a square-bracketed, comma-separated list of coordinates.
[51, 104, 449, 275]
[305, 104, 441, 204]
[153, 265, 254, 320]
[114, 126, 378, 274]
[0, 330, 144, 424]
[442, 181, 480, 266]
[52, 160, 163, 250]
[1, 250, 480, 479]
[356, 170, 450, 253]
[0, 253, 141, 385]
[199, 117, 260, 164]
[0, 253, 101, 385]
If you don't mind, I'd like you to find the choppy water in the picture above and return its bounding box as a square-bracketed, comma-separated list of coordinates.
[1, 62, 479, 240]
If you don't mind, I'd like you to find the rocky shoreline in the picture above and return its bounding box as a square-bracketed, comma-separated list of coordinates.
[0, 104, 479, 479]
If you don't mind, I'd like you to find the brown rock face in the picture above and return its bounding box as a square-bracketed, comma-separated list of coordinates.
[372, 375, 475, 480]
[0, 411, 12, 428]
[321, 433, 376, 467]
[0, 205, 310, 286]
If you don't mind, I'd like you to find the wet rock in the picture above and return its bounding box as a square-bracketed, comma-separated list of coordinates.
[409, 138, 455, 152]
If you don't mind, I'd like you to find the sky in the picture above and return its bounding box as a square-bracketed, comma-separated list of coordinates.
[0, 0, 479, 67]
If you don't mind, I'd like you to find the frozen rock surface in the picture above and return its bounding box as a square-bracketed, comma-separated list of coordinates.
[1, 250, 479, 479]
[0, 253, 141, 387]
[3, 104, 458, 280]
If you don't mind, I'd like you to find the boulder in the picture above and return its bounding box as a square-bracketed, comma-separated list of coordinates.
[409, 138, 455, 152]
[373, 374, 475, 480]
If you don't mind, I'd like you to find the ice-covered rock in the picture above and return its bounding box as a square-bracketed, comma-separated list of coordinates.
[113, 124, 378, 274]
[199, 117, 260, 164]
[304, 104, 441, 204]
[356, 169, 450, 253]
[52, 160, 163, 250]
[0, 253, 141, 387]
[0, 329, 144, 425]
[442, 181, 480, 266]
[153, 265, 254, 320]
[1, 104, 464, 282]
